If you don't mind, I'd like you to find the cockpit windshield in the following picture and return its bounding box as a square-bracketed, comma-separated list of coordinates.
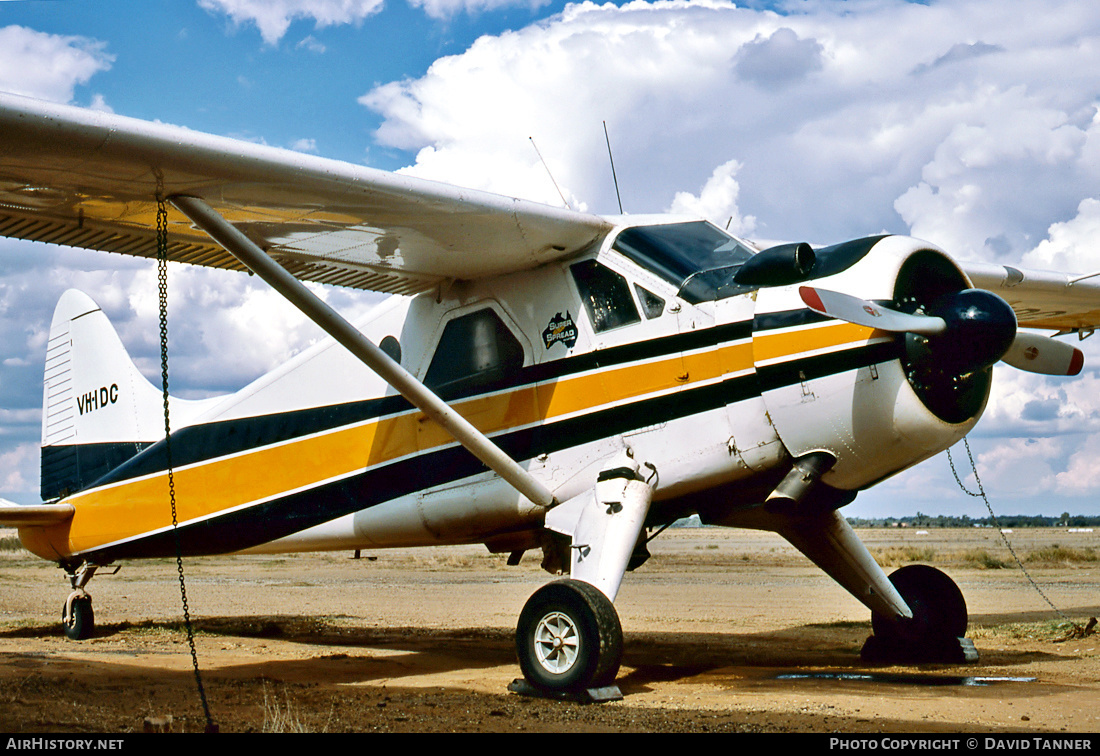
[611, 221, 756, 304]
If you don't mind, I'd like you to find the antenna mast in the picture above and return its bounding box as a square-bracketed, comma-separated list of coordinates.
[603, 121, 623, 214]
[529, 136, 571, 210]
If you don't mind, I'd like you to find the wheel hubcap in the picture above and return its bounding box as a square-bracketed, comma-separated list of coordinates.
[533, 611, 580, 674]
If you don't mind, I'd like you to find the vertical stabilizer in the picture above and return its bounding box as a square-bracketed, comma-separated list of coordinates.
[41, 290, 182, 500]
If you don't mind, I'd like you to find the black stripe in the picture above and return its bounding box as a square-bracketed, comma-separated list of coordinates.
[753, 308, 830, 333]
[82, 338, 893, 562]
[41, 441, 154, 501]
[82, 319, 754, 489]
[757, 340, 903, 390]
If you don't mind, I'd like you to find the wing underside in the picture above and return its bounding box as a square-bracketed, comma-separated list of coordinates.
[0, 93, 612, 295]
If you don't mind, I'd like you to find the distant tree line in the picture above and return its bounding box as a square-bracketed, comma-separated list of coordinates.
[846, 512, 1100, 528]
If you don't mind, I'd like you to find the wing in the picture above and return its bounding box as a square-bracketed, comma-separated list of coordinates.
[962, 260, 1100, 332]
[0, 92, 612, 295]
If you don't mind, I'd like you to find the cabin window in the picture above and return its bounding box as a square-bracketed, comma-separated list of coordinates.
[570, 259, 641, 333]
[424, 308, 523, 396]
[634, 284, 665, 319]
[379, 335, 402, 364]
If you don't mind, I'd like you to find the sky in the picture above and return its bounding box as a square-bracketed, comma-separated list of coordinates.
[2, 0, 1100, 519]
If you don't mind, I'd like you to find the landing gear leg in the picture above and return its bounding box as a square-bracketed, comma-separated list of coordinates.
[513, 453, 654, 698]
[62, 563, 98, 640]
[762, 508, 976, 664]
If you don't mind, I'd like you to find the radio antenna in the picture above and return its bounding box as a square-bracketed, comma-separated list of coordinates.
[603, 121, 623, 214]
[529, 136, 571, 210]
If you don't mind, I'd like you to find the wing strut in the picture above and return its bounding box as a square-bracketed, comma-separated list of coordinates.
[168, 195, 557, 510]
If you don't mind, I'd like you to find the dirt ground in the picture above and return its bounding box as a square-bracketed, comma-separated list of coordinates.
[1, 526, 1099, 734]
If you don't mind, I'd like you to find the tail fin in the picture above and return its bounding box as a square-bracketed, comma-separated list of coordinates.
[41, 290, 172, 500]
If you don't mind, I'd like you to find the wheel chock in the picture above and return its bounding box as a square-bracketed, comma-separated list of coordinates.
[860, 634, 979, 664]
[508, 679, 623, 703]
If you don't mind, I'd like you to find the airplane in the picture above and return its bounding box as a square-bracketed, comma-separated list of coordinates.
[0, 90, 1097, 697]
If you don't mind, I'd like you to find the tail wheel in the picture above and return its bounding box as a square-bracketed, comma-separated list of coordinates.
[872, 564, 968, 645]
[63, 593, 95, 640]
[516, 579, 622, 693]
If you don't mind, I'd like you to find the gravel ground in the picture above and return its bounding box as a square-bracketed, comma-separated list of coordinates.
[1, 527, 1098, 733]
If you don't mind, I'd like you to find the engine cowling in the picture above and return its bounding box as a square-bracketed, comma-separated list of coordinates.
[750, 236, 993, 492]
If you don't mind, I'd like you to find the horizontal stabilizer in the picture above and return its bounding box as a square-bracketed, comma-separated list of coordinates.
[0, 501, 74, 527]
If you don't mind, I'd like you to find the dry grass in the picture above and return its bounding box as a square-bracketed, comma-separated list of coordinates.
[0, 533, 25, 552]
[970, 619, 1086, 641]
[261, 680, 335, 733]
[959, 549, 1011, 569]
[262, 681, 308, 733]
[1024, 545, 1099, 566]
[872, 546, 937, 567]
[871, 542, 1098, 570]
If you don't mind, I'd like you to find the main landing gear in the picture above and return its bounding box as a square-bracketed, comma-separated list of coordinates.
[512, 452, 654, 699]
[763, 505, 977, 666]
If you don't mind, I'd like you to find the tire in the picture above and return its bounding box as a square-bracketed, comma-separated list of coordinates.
[516, 579, 623, 693]
[872, 564, 967, 646]
[63, 594, 95, 641]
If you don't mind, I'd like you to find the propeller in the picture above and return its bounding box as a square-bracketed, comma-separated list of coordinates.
[1002, 331, 1085, 376]
[799, 285, 1083, 377]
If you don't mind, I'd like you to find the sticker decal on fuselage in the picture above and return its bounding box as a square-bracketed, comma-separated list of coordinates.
[543, 311, 578, 350]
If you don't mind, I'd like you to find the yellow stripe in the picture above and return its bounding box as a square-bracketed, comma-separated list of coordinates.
[45, 332, 820, 556]
[752, 322, 883, 364]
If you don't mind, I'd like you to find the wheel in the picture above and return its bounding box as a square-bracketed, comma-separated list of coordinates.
[516, 579, 623, 693]
[872, 564, 967, 646]
[63, 593, 95, 640]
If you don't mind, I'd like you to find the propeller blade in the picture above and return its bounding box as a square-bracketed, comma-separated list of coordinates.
[799, 286, 946, 336]
[1002, 331, 1085, 376]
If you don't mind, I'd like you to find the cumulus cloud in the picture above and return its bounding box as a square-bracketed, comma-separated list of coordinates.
[361, 0, 771, 212]
[734, 27, 824, 88]
[0, 25, 113, 103]
[408, 0, 551, 20]
[198, 0, 385, 45]
[667, 158, 755, 235]
[1022, 197, 1100, 274]
[0, 442, 37, 494]
[360, 0, 1100, 253]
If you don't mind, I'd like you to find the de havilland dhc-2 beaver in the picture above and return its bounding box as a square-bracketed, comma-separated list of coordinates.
[0, 91, 1097, 696]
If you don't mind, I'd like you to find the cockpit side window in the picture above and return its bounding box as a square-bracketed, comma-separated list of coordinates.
[424, 308, 524, 396]
[570, 259, 641, 333]
[634, 284, 665, 319]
